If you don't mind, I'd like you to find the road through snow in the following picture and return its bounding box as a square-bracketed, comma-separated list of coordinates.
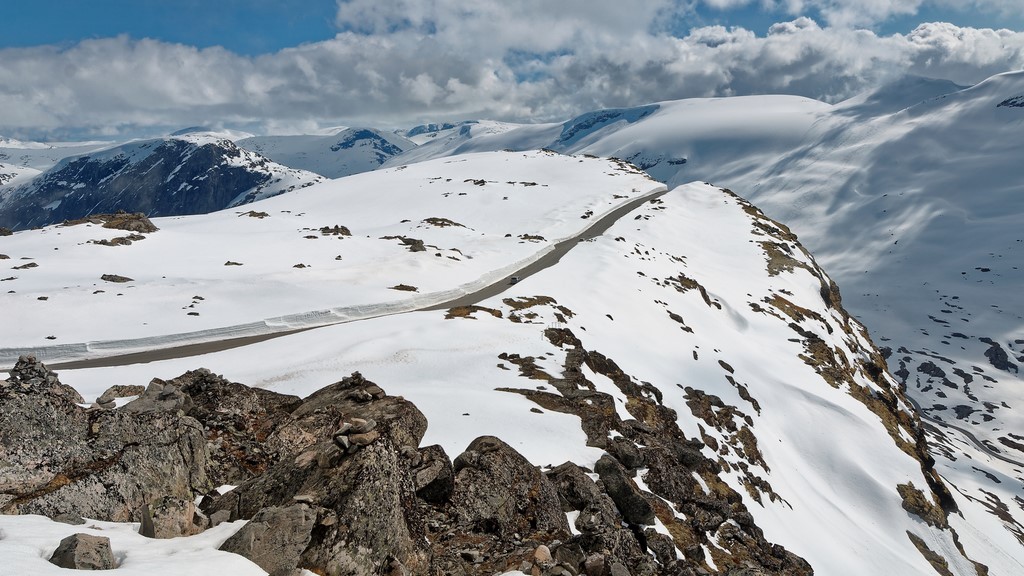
[45, 187, 668, 370]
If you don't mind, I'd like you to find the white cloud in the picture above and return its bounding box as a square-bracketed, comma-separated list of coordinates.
[0, 6, 1022, 140]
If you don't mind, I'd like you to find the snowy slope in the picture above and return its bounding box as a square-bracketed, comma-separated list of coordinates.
[0, 151, 662, 358]
[1, 151, 1014, 573]
[374, 73, 1024, 550]
[0, 161, 39, 188]
[0, 137, 113, 172]
[237, 128, 415, 178]
[0, 134, 325, 230]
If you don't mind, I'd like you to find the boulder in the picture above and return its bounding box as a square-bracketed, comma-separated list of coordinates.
[49, 533, 116, 570]
[0, 360, 210, 522]
[594, 455, 655, 526]
[450, 436, 570, 539]
[121, 379, 193, 414]
[140, 496, 207, 538]
[412, 444, 454, 504]
[547, 462, 621, 533]
[219, 504, 316, 576]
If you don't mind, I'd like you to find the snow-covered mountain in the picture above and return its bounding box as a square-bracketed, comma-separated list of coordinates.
[237, 128, 415, 179]
[0, 134, 324, 230]
[0, 151, 1018, 574]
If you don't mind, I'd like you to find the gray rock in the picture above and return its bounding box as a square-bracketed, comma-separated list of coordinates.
[219, 504, 316, 576]
[121, 379, 193, 414]
[2, 354, 83, 403]
[53, 512, 86, 525]
[594, 455, 654, 526]
[412, 444, 454, 504]
[546, 462, 621, 533]
[144, 495, 206, 538]
[450, 436, 569, 539]
[96, 384, 145, 406]
[49, 533, 116, 570]
[0, 364, 211, 522]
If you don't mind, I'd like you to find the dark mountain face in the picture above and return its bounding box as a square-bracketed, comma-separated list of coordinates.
[329, 129, 407, 163]
[0, 138, 319, 230]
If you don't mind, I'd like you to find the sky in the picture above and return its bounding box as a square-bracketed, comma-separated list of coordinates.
[1, 0, 1023, 140]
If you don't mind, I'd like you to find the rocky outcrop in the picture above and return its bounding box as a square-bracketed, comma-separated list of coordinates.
[49, 533, 117, 570]
[2, 358, 815, 575]
[0, 356, 208, 524]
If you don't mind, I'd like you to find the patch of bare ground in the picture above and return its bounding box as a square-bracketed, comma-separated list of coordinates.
[445, 306, 502, 320]
[319, 225, 351, 237]
[239, 210, 269, 218]
[62, 211, 158, 233]
[91, 234, 146, 247]
[100, 274, 133, 283]
[389, 284, 418, 292]
[907, 532, 955, 576]
[422, 217, 464, 228]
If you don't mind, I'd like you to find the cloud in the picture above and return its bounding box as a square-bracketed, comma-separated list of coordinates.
[0, 6, 1022, 140]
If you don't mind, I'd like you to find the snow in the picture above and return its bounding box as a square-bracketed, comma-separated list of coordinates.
[237, 128, 415, 179]
[0, 151, 662, 363]
[0, 515, 264, 575]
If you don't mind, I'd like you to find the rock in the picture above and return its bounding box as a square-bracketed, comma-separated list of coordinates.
[413, 445, 454, 504]
[144, 495, 207, 538]
[219, 504, 316, 575]
[173, 368, 302, 486]
[122, 379, 193, 414]
[594, 455, 655, 526]
[348, 429, 380, 447]
[0, 363, 210, 522]
[49, 533, 116, 570]
[202, 374, 431, 576]
[608, 437, 645, 470]
[450, 436, 570, 539]
[547, 462, 621, 533]
[100, 274, 133, 283]
[209, 509, 231, 527]
[96, 384, 145, 406]
[54, 512, 86, 525]
[2, 354, 83, 403]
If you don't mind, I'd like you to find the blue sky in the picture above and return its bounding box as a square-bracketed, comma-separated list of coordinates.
[1, 1, 1022, 140]
[2, 1, 1020, 55]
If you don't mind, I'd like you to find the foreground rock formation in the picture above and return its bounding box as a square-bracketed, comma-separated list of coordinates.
[1, 356, 813, 575]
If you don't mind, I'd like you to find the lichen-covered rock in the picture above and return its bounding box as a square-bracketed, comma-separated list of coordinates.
[203, 373, 432, 576]
[451, 436, 570, 540]
[0, 361, 210, 522]
[141, 495, 208, 538]
[546, 461, 621, 533]
[49, 533, 116, 570]
[412, 444, 454, 504]
[219, 504, 316, 576]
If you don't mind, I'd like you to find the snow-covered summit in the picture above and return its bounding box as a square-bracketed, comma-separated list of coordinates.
[237, 128, 415, 179]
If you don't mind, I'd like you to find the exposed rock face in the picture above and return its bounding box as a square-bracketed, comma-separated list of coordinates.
[0, 357, 208, 523]
[49, 533, 117, 570]
[0, 137, 323, 230]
